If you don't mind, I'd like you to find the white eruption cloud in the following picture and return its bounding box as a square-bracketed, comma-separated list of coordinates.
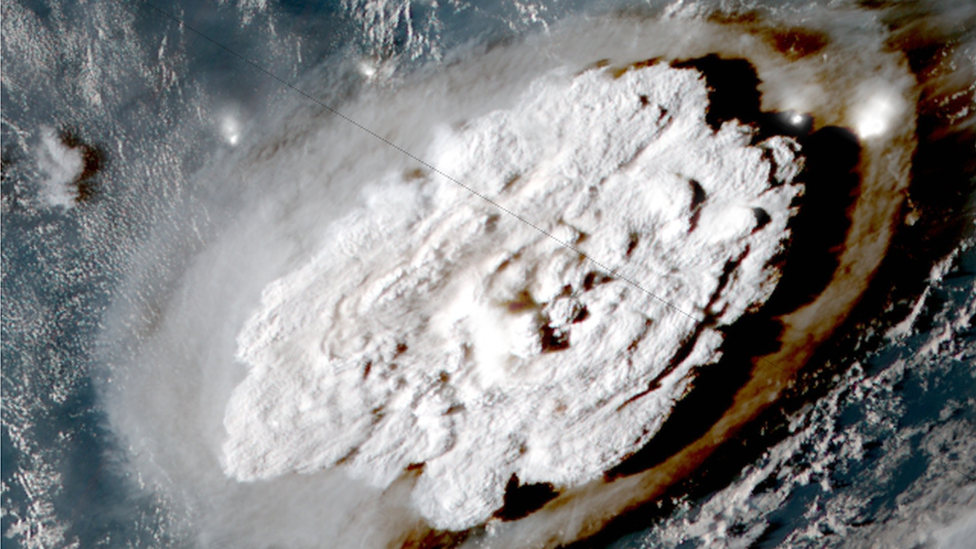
[90, 1, 932, 546]
[223, 62, 804, 529]
[8, 0, 971, 544]
[34, 126, 83, 208]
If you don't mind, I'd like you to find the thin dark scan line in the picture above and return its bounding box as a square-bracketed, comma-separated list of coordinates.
[102, 7, 976, 514]
[134, 0, 698, 323]
[133, 0, 812, 380]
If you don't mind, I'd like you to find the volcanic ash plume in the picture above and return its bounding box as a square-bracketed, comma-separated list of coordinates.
[222, 62, 804, 530]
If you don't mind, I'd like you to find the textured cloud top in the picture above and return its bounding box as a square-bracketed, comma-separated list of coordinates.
[223, 62, 804, 529]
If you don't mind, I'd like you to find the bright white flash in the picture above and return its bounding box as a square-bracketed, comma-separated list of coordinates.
[358, 58, 396, 81]
[221, 115, 241, 145]
[359, 59, 378, 79]
[854, 90, 902, 139]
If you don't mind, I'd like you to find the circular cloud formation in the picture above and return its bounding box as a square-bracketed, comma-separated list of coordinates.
[222, 62, 804, 530]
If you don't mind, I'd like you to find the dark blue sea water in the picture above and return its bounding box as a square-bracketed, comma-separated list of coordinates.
[2, 1, 973, 548]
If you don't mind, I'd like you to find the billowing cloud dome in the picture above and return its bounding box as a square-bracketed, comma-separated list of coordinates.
[223, 61, 804, 529]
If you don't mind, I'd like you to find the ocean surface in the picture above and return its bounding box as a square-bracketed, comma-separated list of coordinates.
[2, 0, 974, 548]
